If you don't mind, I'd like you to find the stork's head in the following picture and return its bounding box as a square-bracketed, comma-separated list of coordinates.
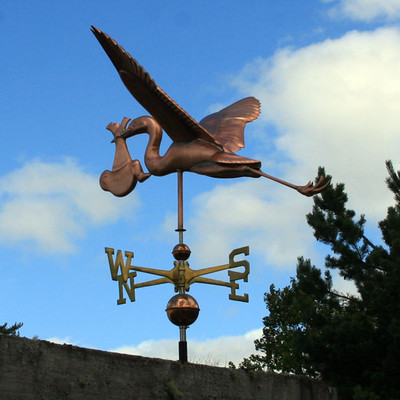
[120, 116, 152, 140]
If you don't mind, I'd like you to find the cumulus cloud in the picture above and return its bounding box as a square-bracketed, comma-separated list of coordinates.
[0, 158, 137, 253]
[185, 27, 400, 269]
[233, 27, 400, 222]
[326, 0, 400, 22]
[111, 328, 262, 366]
[188, 180, 317, 269]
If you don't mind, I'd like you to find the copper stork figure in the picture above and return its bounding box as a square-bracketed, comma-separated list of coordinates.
[92, 26, 329, 197]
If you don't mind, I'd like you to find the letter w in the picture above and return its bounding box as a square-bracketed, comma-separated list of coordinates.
[105, 247, 134, 282]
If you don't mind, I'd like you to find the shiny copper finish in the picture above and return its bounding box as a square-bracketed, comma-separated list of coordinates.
[92, 26, 329, 197]
[166, 294, 200, 326]
[172, 244, 191, 261]
[176, 171, 185, 244]
[119, 114, 262, 179]
[99, 117, 150, 197]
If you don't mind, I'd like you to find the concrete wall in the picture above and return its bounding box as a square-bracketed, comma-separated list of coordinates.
[0, 335, 336, 400]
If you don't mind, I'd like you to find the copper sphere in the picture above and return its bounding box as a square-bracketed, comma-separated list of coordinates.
[166, 294, 200, 326]
[172, 243, 191, 261]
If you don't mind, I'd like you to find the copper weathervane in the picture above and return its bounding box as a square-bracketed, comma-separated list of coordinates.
[92, 26, 329, 362]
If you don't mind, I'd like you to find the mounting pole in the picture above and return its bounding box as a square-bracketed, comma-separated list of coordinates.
[176, 170, 185, 245]
[176, 170, 188, 362]
[179, 326, 188, 363]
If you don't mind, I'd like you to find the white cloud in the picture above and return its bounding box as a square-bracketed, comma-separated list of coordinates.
[188, 180, 317, 269]
[182, 27, 400, 271]
[326, 0, 400, 22]
[0, 158, 137, 253]
[111, 328, 262, 366]
[332, 272, 359, 297]
[232, 27, 400, 223]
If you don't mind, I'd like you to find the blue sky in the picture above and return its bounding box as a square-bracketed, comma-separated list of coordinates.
[1, 0, 400, 364]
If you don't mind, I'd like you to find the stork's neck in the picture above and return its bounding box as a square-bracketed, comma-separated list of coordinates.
[137, 116, 163, 174]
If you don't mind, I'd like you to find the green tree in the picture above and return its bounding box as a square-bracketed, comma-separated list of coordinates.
[241, 162, 400, 400]
[0, 322, 23, 336]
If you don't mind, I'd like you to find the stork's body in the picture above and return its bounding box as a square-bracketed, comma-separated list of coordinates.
[125, 116, 261, 178]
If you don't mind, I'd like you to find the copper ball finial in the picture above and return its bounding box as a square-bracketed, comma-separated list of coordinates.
[172, 243, 191, 261]
[166, 294, 200, 326]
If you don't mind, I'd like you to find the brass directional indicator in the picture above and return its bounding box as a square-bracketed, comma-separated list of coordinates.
[102, 170, 251, 363]
[105, 245, 250, 306]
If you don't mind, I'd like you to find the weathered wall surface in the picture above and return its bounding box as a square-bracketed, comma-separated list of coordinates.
[0, 335, 336, 400]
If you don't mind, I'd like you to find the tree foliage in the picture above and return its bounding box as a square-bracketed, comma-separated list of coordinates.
[241, 161, 400, 400]
[0, 322, 23, 336]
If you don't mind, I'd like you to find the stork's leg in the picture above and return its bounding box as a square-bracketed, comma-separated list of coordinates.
[247, 168, 330, 197]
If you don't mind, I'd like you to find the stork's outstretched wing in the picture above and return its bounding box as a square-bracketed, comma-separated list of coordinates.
[199, 97, 261, 153]
[91, 26, 221, 146]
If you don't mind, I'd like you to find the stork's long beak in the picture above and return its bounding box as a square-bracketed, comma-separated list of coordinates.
[122, 122, 147, 139]
[111, 127, 140, 143]
[121, 127, 139, 139]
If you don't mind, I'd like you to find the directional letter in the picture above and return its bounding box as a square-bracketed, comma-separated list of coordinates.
[105, 247, 134, 281]
[117, 271, 137, 305]
[228, 246, 250, 302]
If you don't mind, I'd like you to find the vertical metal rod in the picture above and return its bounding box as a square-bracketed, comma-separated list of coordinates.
[176, 170, 188, 363]
[180, 325, 187, 342]
[176, 170, 185, 244]
[179, 326, 188, 363]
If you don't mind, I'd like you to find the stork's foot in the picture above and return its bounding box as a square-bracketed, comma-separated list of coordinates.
[295, 176, 330, 197]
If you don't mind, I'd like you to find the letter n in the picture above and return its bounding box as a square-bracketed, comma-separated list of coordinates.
[117, 272, 137, 305]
